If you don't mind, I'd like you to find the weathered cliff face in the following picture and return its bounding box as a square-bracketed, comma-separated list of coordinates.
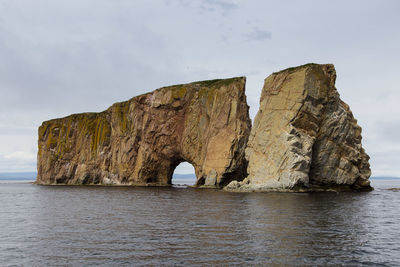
[37, 77, 251, 187]
[226, 64, 371, 191]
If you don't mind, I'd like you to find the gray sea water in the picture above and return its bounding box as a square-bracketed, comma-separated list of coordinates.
[1, 179, 399, 266]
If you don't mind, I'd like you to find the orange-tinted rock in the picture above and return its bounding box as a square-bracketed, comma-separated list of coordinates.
[36, 78, 251, 187]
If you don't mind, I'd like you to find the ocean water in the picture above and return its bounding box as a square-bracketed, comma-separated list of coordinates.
[0, 179, 399, 266]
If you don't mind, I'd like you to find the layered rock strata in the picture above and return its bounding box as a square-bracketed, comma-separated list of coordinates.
[226, 64, 371, 191]
[37, 78, 251, 187]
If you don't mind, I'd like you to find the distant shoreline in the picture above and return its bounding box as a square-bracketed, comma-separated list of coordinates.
[0, 172, 37, 180]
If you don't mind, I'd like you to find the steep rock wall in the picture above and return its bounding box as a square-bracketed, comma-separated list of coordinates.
[37, 78, 251, 187]
[226, 64, 371, 191]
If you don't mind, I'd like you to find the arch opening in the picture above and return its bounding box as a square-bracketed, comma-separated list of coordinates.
[171, 162, 196, 187]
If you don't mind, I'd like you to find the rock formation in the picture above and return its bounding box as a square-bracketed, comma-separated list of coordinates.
[225, 63, 371, 191]
[36, 77, 251, 187]
[37, 63, 372, 191]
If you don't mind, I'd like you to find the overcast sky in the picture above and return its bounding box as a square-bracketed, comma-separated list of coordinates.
[0, 0, 399, 176]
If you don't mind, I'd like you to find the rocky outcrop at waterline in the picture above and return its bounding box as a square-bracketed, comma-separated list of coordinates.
[37, 63, 372, 191]
[225, 64, 371, 192]
[37, 77, 251, 187]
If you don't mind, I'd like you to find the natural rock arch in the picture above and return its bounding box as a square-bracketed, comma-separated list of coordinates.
[37, 78, 251, 187]
[170, 162, 196, 185]
[37, 63, 372, 192]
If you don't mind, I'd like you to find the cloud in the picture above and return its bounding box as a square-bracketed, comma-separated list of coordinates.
[368, 148, 400, 177]
[0, 2, 185, 116]
[199, 0, 238, 11]
[166, 0, 238, 14]
[0, 0, 399, 177]
[4, 151, 36, 161]
[174, 162, 196, 174]
[0, 127, 36, 135]
[243, 27, 272, 41]
[0, 151, 36, 172]
[377, 120, 400, 143]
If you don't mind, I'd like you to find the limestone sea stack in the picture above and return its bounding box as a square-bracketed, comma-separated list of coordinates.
[37, 63, 372, 192]
[226, 63, 371, 191]
[36, 78, 251, 187]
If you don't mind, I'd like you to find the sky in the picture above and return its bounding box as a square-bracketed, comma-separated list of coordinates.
[0, 0, 399, 176]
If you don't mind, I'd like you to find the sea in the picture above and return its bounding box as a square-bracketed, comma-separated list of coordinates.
[0, 177, 399, 266]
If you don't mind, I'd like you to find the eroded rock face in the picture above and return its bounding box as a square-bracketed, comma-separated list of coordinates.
[226, 64, 371, 191]
[36, 78, 251, 187]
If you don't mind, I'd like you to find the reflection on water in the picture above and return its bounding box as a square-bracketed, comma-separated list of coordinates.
[0, 180, 399, 266]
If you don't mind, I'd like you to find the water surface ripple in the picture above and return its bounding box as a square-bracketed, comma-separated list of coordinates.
[1, 180, 399, 266]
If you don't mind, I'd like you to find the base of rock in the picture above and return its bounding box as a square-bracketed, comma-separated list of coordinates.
[224, 180, 373, 193]
[34, 181, 172, 187]
[35, 180, 224, 189]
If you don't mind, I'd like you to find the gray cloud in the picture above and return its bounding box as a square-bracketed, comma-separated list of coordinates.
[0, 127, 36, 136]
[377, 120, 400, 143]
[167, 0, 238, 13]
[199, 0, 238, 12]
[243, 27, 272, 41]
[0, 5, 182, 114]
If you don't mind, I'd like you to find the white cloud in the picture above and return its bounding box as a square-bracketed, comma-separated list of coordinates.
[174, 162, 196, 174]
[0, 151, 37, 172]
